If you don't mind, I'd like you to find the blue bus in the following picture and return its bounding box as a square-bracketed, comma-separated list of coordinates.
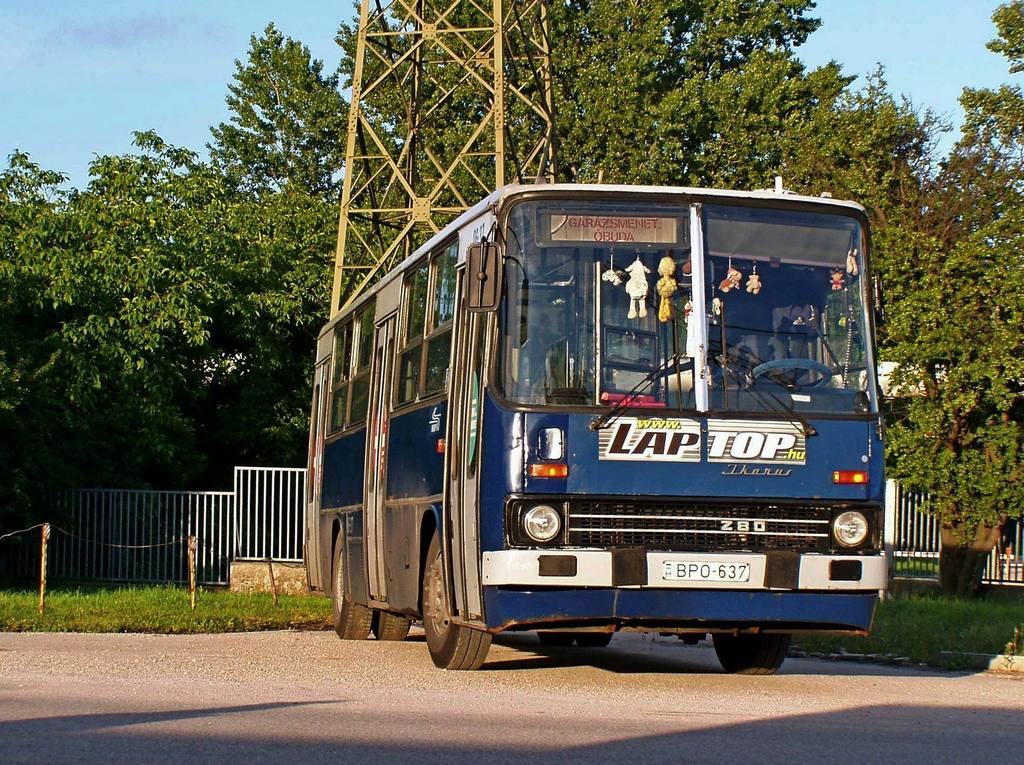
[305, 184, 885, 673]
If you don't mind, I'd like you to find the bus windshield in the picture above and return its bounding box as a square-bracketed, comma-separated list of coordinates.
[498, 198, 874, 415]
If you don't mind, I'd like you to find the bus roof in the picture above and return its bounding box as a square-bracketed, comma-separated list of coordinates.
[321, 183, 868, 335]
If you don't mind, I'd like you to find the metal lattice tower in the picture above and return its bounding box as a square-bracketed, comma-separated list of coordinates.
[330, 0, 557, 314]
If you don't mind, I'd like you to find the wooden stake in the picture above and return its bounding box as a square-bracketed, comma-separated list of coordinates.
[38, 523, 50, 616]
[267, 557, 279, 607]
[188, 535, 197, 611]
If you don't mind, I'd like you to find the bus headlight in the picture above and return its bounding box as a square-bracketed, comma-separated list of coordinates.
[832, 511, 869, 548]
[523, 505, 562, 543]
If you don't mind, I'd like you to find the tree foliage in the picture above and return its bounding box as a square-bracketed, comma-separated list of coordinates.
[880, 3, 1024, 596]
[210, 23, 347, 198]
[0, 136, 333, 528]
[553, 0, 848, 189]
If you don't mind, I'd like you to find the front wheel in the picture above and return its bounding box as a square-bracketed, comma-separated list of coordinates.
[332, 535, 373, 640]
[713, 633, 791, 675]
[422, 535, 491, 670]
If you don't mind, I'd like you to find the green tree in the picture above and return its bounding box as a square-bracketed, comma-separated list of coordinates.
[552, 0, 849, 188]
[0, 130, 334, 535]
[0, 153, 76, 526]
[883, 2, 1024, 597]
[209, 23, 348, 198]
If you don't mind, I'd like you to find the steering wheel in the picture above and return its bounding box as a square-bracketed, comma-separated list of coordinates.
[752, 358, 833, 388]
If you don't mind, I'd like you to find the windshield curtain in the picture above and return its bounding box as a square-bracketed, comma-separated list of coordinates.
[497, 198, 874, 416]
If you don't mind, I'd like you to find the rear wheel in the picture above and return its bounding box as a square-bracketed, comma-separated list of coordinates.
[422, 535, 491, 670]
[332, 535, 373, 640]
[712, 633, 791, 675]
[373, 610, 413, 641]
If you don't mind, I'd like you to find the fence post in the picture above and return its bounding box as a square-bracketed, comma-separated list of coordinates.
[883, 480, 898, 598]
[38, 523, 50, 615]
[267, 557, 279, 607]
[188, 535, 197, 610]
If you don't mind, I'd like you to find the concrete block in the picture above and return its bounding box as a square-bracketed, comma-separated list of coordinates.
[230, 560, 309, 596]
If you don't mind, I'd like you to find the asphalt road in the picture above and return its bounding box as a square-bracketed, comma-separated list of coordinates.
[1, 629, 1021, 764]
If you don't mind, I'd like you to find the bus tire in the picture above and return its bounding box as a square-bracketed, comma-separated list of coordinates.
[712, 633, 791, 675]
[373, 610, 412, 641]
[332, 535, 373, 640]
[422, 535, 491, 670]
[574, 633, 613, 648]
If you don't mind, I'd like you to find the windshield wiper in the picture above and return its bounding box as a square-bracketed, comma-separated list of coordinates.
[589, 357, 697, 432]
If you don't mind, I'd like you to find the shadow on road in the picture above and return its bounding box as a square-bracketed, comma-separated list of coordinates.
[1, 701, 1019, 764]
[486, 632, 965, 679]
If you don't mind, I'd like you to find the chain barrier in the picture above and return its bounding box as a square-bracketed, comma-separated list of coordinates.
[0, 523, 47, 543]
[1, 522, 201, 614]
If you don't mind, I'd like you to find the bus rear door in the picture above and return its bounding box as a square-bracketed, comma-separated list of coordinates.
[365, 313, 397, 605]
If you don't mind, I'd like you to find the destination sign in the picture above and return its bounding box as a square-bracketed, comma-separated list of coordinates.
[547, 214, 678, 244]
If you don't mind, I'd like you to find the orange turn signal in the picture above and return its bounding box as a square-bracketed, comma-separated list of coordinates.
[833, 470, 868, 485]
[529, 463, 569, 479]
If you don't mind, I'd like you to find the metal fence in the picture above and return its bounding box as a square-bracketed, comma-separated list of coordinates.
[886, 480, 1024, 586]
[60, 489, 234, 585]
[233, 466, 306, 562]
[0, 466, 305, 587]
[5, 472, 1023, 588]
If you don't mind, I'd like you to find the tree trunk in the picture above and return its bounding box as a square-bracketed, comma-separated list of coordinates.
[939, 522, 1003, 598]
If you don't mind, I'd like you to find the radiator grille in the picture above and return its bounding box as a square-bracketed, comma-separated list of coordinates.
[566, 499, 831, 553]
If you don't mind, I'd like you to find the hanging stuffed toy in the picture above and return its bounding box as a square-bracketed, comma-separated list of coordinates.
[712, 297, 723, 316]
[601, 248, 623, 285]
[745, 262, 762, 295]
[601, 267, 623, 286]
[846, 248, 859, 276]
[656, 255, 678, 323]
[830, 269, 845, 291]
[719, 258, 742, 292]
[624, 257, 651, 319]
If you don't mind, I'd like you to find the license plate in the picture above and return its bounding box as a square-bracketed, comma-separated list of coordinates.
[662, 560, 751, 583]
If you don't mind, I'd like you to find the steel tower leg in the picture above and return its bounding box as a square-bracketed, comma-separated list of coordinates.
[330, 0, 556, 315]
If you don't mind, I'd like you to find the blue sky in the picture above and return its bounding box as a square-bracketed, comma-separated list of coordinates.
[0, 1, 1016, 189]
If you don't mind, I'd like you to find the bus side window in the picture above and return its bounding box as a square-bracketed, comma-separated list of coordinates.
[397, 262, 429, 405]
[329, 323, 353, 432]
[423, 243, 456, 395]
[349, 305, 375, 423]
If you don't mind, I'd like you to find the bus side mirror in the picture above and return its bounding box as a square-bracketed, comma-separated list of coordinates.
[465, 242, 503, 312]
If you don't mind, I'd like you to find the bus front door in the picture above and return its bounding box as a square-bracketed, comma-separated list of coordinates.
[444, 272, 486, 621]
[365, 314, 396, 605]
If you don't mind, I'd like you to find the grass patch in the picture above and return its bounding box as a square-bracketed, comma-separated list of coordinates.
[793, 595, 1024, 669]
[0, 584, 331, 634]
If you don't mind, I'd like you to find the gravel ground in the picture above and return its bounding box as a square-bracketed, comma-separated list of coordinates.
[1, 629, 1021, 764]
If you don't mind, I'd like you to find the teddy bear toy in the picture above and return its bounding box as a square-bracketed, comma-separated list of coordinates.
[831, 269, 845, 291]
[655, 255, 678, 323]
[745, 272, 762, 295]
[624, 258, 651, 319]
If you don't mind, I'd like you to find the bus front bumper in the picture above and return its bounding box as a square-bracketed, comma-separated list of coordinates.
[482, 549, 887, 591]
[479, 550, 884, 633]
